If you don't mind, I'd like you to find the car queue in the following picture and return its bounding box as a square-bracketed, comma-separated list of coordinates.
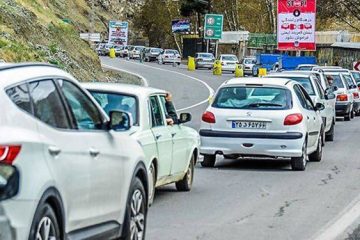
[1, 47, 360, 240]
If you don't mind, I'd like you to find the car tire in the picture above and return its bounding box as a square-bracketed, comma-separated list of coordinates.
[148, 162, 156, 206]
[201, 155, 216, 168]
[344, 111, 351, 121]
[29, 203, 61, 240]
[351, 108, 355, 119]
[175, 155, 194, 192]
[291, 141, 307, 171]
[177, 62, 181, 66]
[121, 177, 147, 240]
[325, 120, 335, 142]
[309, 132, 323, 162]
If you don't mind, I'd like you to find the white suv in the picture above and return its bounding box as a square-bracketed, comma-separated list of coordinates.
[200, 78, 324, 171]
[0, 63, 148, 240]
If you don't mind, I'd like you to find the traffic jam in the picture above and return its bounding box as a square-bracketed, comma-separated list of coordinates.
[1, 1, 360, 240]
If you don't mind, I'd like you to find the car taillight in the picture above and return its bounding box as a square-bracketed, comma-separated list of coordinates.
[337, 94, 348, 101]
[0, 145, 21, 165]
[284, 113, 303, 126]
[353, 92, 359, 99]
[202, 111, 216, 123]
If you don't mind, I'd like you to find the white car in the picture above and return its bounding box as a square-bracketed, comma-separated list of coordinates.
[296, 64, 319, 71]
[325, 72, 356, 121]
[240, 57, 257, 75]
[158, 49, 181, 65]
[200, 77, 324, 171]
[218, 54, 239, 72]
[0, 63, 149, 240]
[267, 72, 336, 141]
[129, 46, 144, 59]
[83, 83, 200, 203]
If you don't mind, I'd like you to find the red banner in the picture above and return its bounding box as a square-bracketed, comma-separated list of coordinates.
[277, 0, 316, 51]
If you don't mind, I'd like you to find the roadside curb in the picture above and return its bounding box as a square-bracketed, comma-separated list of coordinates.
[101, 63, 149, 87]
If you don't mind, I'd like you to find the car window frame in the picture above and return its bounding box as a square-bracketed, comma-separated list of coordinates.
[149, 95, 166, 128]
[5, 81, 34, 116]
[55, 79, 108, 132]
[298, 84, 315, 111]
[294, 84, 313, 111]
[312, 76, 325, 99]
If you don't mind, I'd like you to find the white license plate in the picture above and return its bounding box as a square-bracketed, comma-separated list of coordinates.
[232, 121, 266, 129]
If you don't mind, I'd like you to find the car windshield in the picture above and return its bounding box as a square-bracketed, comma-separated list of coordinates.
[244, 59, 256, 64]
[222, 56, 238, 61]
[326, 74, 344, 88]
[151, 48, 161, 53]
[352, 72, 360, 83]
[275, 76, 315, 95]
[343, 74, 354, 87]
[199, 53, 213, 58]
[89, 91, 138, 125]
[135, 47, 143, 51]
[212, 86, 291, 110]
[165, 50, 179, 55]
[298, 66, 314, 71]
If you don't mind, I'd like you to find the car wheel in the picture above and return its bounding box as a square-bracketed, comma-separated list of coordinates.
[201, 154, 216, 168]
[344, 111, 351, 121]
[325, 120, 335, 142]
[175, 155, 194, 192]
[148, 162, 156, 205]
[309, 132, 323, 162]
[122, 177, 147, 240]
[291, 141, 307, 171]
[29, 203, 61, 240]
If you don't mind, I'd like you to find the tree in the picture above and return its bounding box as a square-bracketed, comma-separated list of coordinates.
[180, 0, 211, 35]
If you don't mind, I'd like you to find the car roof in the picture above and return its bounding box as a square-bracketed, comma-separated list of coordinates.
[268, 72, 313, 78]
[297, 64, 318, 66]
[220, 54, 237, 56]
[82, 82, 166, 98]
[223, 77, 292, 87]
[0, 63, 76, 88]
[283, 70, 321, 75]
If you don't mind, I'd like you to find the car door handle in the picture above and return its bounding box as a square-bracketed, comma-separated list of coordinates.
[89, 148, 100, 157]
[155, 134, 162, 140]
[48, 146, 61, 156]
[171, 133, 177, 138]
[307, 116, 310, 120]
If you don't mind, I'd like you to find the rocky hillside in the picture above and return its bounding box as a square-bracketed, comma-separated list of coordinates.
[0, 0, 143, 82]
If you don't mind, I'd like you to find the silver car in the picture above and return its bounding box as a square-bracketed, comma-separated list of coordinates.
[200, 77, 324, 171]
[195, 52, 215, 69]
[241, 57, 257, 75]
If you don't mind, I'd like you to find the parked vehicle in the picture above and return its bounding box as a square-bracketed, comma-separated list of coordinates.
[240, 57, 257, 75]
[0, 63, 149, 240]
[218, 54, 239, 73]
[195, 52, 215, 69]
[114, 45, 124, 57]
[129, 46, 145, 59]
[324, 72, 355, 121]
[200, 77, 324, 171]
[84, 83, 200, 204]
[296, 64, 319, 71]
[144, 48, 163, 62]
[96, 43, 106, 56]
[120, 45, 132, 58]
[158, 49, 181, 65]
[341, 73, 360, 116]
[267, 72, 336, 141]
[102, 43, 114, 56]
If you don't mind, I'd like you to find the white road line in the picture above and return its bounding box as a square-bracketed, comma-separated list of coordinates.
[102, 63, 149, 87]
[312, 193, 360, 240]
[102, 59, 215, 112]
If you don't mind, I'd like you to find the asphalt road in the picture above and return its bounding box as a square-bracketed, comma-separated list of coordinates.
[101, 57, 360, 240]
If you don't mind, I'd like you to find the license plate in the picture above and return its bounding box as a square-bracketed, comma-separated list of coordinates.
[232, 121, 266, 129]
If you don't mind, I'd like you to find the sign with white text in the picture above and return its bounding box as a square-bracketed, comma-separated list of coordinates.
[277, 0, 316, 51]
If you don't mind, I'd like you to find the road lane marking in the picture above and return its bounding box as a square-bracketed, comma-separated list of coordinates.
[102, 59, 215, 112]
[101, 63, 149, 87]
[312, 193, 360, 240]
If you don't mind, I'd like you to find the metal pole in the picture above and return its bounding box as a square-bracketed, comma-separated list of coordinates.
[206, 39, 209, 53]
[215, 40, 219, 58]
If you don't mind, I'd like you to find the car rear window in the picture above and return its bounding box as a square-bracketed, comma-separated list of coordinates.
[352, 72, 360, 83]
[298, 66, 313, 71]
[244, 59, 256, 64]
[326, 74, 344, 88]
[222, 56, 238, 61]
[89, 91, 138, 125]
[199, 53, 213, 58]
[212, 86, 291, 110]
[165, 50, 179, 55]
[151, 48, 161, 53]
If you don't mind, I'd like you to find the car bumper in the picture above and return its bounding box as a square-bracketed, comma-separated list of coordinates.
[335, 102, 352, 116]
[221, 65, 236, 71]
[199, 130, 304, 158]
[0, 204, 14, 240]
[196, 62, 214, 68]
[131, 54, 140, 58]
[163, 59, 181, 63]
[353, 101, 360, 112]
[244, 69, 252, 74]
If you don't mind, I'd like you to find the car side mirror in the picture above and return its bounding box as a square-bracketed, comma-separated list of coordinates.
[179, 113, 192, 124]
[109, 111, 133, 131]
[314, 102, 325, 111]
[332, 86, 338, 91]
[0, 164, 19, 201]
[325, 92, 336, 100]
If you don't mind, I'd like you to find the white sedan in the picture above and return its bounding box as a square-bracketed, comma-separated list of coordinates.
[200, 77, 324, 171]
[83, 83, 200, 203]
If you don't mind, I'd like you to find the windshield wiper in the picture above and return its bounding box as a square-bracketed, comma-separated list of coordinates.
[248, 102, 284, 107]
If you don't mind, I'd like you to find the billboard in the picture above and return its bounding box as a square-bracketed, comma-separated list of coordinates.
[277, 0, 316, 51]
[172, 19, 190, 33]
[108, 21, 128, 45]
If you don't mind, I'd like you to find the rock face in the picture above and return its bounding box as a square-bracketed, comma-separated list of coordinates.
[0, 0, 144, 82]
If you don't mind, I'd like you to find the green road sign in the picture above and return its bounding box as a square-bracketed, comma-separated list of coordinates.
[204, 14, 224, 40]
